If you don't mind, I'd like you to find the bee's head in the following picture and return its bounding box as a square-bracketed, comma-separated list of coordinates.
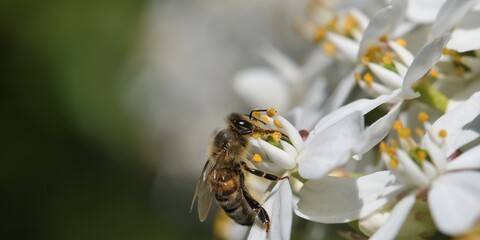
[227, 113, 255, 135]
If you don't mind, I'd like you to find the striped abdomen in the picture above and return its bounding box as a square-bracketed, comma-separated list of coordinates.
[214, 167, 255, 226]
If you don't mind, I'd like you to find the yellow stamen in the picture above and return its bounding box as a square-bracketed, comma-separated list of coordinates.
[354, 72, 361, 82]
[399, 127, 411, 138]
[379, 141, 387, 153]
[344, 14, 358, 33]
[416, 150, 427, 161]
[252, 132, 261, 139]
[382, 52, 393, 65]
[252, 111, 261, 118]
[266, 108, 277, 117]
[395, 38, 407, 48]
[387, 147, 396, 157]
[442, 48, 452, 55]
[361, 56, 370, 65]
[429, 68, 439, 78]
[379, 35, 388, 43]
[326, 16, 338, 30]
[390, 140, 398, 149]
[452, 55, 462, 63]
[439, 129, 447, 138]
[390, 158, 399, 168]
[418, 112, 429, 123]
[415, 128, 425, 137]
[273, 119, 283, 128]
[252, 153, 263, 163]
[455, 66, 465, 76]
[363, 72, 373, 86]
[393, 120, 403, 132]
[323, 42, 337, 56]
[271, 131, 282, 142]
[314, 27, 326, 43]
[260, 117, 269, 124]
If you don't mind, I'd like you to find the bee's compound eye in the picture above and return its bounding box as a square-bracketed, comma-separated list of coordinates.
[235, 120, 252, 130]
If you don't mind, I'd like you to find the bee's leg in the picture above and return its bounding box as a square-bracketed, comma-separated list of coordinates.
[241, 162, 288, 181]
[241, 185, 270, 234]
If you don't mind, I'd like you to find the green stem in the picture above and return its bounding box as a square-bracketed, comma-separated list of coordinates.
[412, 80, 449, 113]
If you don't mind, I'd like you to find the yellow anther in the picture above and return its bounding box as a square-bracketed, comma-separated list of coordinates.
[418, 112, 429, 123]
[326, 16, 338, 30]
[252, 153, 263, 163]
[395, 38, 407, 48]
[382, 52, 393, 65]
[252, 132, 261, 139]
[354, 72, 361, 82]
[361, 56, 370, 65]
[416, 150, 427, 161]
[455, 66, 465, 76]
[266, 108, 277, 117]
[452, 55, 462, 63]
[363, 72, 373, 86]
[387, 147, 396, 157]
[393, 120, 403, 132]
[379, 141, 387, 153]
[390, 158, 399, 168]
[379, 35, 388, 43]
[439, 129, 447, 138]
[273, 119, 283, 128]
[260, 117, 269, 124]
[252, 111, 262, 118]
[323, 42, 337, 56]
[442, 48, 452, 55]
[399, 127, 411, 138]
[390, 140, 398, 149]
[415, 128, 425, 137]
[271, 131, 282, 142]
[429, 68, 439, 78]
[314, 27, 326, 43]
[344, 14, 358, 32]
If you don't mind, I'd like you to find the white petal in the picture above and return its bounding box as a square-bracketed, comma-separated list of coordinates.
[297, 112, 363, 179]
[326, 32, 359, 63]
[310, 89, 401, 136]
[447, 27, 480, 52]
[447, 144, 480, 171]
[396, 149, 430, 187]
[280, 140, 298, 159]
[429, 171, 480, 236]
[233, 68, 290, 112]
[276, 116, 304, 152]
[295, 171, 405, 223]
[388, 40, 414, 67]
[368, 63, 403, 89]
[406, 0, 446, 23]
[394, 61, 408, 78]
[258, 139, 296, 170]
[424, 137, 447, 174]
[353, 102, 402, 157]
[247, 179, 293, 240]
[430, 91, 480, 156]
[402, 35, 450, 90]
[358, 6, 394, 59]
[261, 46, 301, 84]
[431, 0, 478, 38]
[370, 192, 416, 240]
[358, 0, 407, 59]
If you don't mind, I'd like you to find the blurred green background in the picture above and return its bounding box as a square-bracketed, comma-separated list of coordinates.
[0, 0, 211, 239]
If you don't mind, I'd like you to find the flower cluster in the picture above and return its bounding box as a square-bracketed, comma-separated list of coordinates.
[217, 0, 480, 239]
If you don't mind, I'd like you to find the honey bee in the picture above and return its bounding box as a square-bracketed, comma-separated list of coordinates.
[190, 110, 289, 234]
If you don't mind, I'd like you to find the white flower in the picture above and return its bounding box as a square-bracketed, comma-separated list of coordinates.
[233, 46, 330, 113]
[295, 91, 480, 239]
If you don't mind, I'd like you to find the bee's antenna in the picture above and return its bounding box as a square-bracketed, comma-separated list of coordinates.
[248, 109, 268, 119]
[243, 113, 267, 125]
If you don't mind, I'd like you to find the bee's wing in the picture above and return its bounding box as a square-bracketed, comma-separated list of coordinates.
[191, 158, 216, 222]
